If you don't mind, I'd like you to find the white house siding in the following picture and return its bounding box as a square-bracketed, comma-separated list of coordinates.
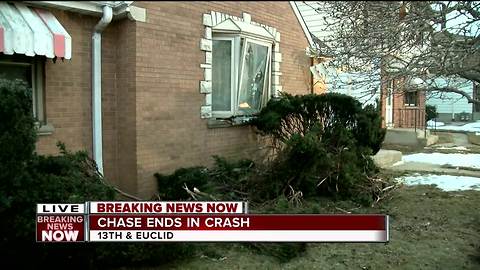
[426, 78, 474, 121]
[324, 72, 380, 107]
[294, 1, 332, 39]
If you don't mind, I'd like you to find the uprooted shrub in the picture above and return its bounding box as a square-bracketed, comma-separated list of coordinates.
[155, 166, 211, 200]
[249, 93, 386, 204]
[155, 156, 254, 201]
[155, 157, 308, 263]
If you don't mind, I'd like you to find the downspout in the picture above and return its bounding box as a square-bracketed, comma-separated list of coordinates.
[92, 6, 113, 176]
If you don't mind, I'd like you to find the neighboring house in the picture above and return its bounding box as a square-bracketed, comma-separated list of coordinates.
[0, 1, 312, 198]
[379, 76, 426, 129]
[426, 78, 475, 123]
[295, 1, 426, 130]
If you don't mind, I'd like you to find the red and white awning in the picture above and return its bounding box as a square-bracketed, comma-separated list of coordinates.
[0, 2, 71, 59]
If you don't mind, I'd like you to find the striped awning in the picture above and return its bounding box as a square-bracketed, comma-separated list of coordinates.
[0, 2, 71, 59]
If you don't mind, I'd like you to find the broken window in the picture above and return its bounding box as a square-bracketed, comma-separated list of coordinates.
[237, 39, 270, 114]
[212, 36, 272, 117]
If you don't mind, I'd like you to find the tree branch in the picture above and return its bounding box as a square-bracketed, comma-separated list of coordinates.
[429, 86, 480, 105]
[307, 1, 480, 102]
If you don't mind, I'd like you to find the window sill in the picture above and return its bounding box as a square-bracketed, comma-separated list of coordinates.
[207, 115, 255, 129]
[36, 123, 55, 136]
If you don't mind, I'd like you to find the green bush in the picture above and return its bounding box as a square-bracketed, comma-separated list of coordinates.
[0, 78, 192, 268]
[0, 79, 36, 207]
[426, 105, 438, 122]
[251, 92, 385, 154]
[1, 142, 118, 267]
[249, 93, 384, 204]
[354, 102, 386, 154]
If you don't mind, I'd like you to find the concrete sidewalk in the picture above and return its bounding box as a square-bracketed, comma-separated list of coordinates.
[383, 128, 438, 147]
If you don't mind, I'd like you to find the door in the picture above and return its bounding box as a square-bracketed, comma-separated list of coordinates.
[385, 81, 394, 128]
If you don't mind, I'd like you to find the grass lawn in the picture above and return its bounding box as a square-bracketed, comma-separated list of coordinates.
[128, 184, 480, 270]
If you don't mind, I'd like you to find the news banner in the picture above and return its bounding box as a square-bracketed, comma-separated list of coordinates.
[36, 202, 389, 243]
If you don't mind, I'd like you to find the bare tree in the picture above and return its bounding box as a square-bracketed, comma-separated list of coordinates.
[304, 1, 480, 104]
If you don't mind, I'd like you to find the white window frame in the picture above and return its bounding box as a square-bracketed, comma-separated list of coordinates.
[211, 34, 273, 118]
[0, 56, 45, 123]
[211, 35, 240, 118]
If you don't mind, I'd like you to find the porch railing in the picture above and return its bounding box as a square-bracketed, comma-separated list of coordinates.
[394, 108, 425, 132]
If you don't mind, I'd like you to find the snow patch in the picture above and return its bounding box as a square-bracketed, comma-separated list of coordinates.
[403, 153, 480, 168]
[397, 174, 480, 191]
[427, 120, 445, 127]
[428, 121, 480, 132]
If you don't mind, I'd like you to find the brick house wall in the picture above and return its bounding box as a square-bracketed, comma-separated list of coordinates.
[132, 1, 311, 197]
[34, 10, 135, 192]
[380, 77, 426, 129]
[35, 11, 97, 157]
[34, 2, 311, 198]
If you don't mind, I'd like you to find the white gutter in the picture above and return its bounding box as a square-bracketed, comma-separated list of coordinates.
[92, 5, 113, 176]
[23, 1, 146, 22]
